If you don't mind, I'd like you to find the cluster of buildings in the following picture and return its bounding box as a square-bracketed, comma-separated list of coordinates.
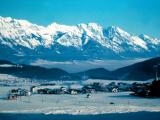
[7, 79, 160, 100]
[132, 80, 160, 97]
[7, 82, 131, 100]
[7, 88, 31, 100]
[30, 82, 132, 95]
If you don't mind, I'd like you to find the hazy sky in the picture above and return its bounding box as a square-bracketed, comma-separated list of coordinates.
[0, 0, 160, 38]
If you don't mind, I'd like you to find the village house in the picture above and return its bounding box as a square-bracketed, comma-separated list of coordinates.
[69, 84, 83, 95]
[31, 84, 69, 95]
[7, 88, 31, 100]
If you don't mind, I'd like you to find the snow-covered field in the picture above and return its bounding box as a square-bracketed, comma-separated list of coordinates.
[0, 86, 160, 115]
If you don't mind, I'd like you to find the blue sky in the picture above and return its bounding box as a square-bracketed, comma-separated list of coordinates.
[0, 0, 160, 38]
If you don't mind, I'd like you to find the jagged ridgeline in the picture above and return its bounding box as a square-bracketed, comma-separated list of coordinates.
[0, 16, 160, 64]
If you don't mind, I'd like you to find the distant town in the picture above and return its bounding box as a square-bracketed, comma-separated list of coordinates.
[5, 77, 160, 101]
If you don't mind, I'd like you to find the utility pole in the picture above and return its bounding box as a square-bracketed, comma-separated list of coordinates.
[154, 64, 160, 81]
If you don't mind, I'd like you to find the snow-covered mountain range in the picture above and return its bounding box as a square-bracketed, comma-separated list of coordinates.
[0, 16, 159, 63]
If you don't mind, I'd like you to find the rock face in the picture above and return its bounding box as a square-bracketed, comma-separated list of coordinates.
[0, 16, 160, 63]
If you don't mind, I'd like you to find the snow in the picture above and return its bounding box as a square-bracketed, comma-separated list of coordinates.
[33, 85, 62, 91]
[139, 34, 160, 47]
[130, 36, 148, 50]
[0, 16, 160, 61]
[47, 23, 81, 35]
[116, 26, 130, 37]
[0, 78, 159, 115]
[0, 74, 17, 81]
[0, 16, 50, 49]
[56, 33, 82, 48]
[70, 84, 83, 90]
[0, 64, 16, 67]
[0, 86, 160, 115]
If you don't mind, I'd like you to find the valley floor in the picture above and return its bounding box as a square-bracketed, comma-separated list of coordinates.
[0, 86, 160, 115]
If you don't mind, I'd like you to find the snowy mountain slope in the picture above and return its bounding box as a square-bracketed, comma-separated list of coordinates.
[0, 16, 159, 63]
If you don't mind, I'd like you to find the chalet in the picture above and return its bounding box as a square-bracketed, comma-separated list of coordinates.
[60, 87, 69, 94]
[70, 90, 78, 95]
[30, 86, 37, 93]
[69, 84, 83, 95]
[7, 88, 31, 100]
[105, 82, 118, 92]
[18, 88, 31, 96]
[112, 88, 119, 93]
